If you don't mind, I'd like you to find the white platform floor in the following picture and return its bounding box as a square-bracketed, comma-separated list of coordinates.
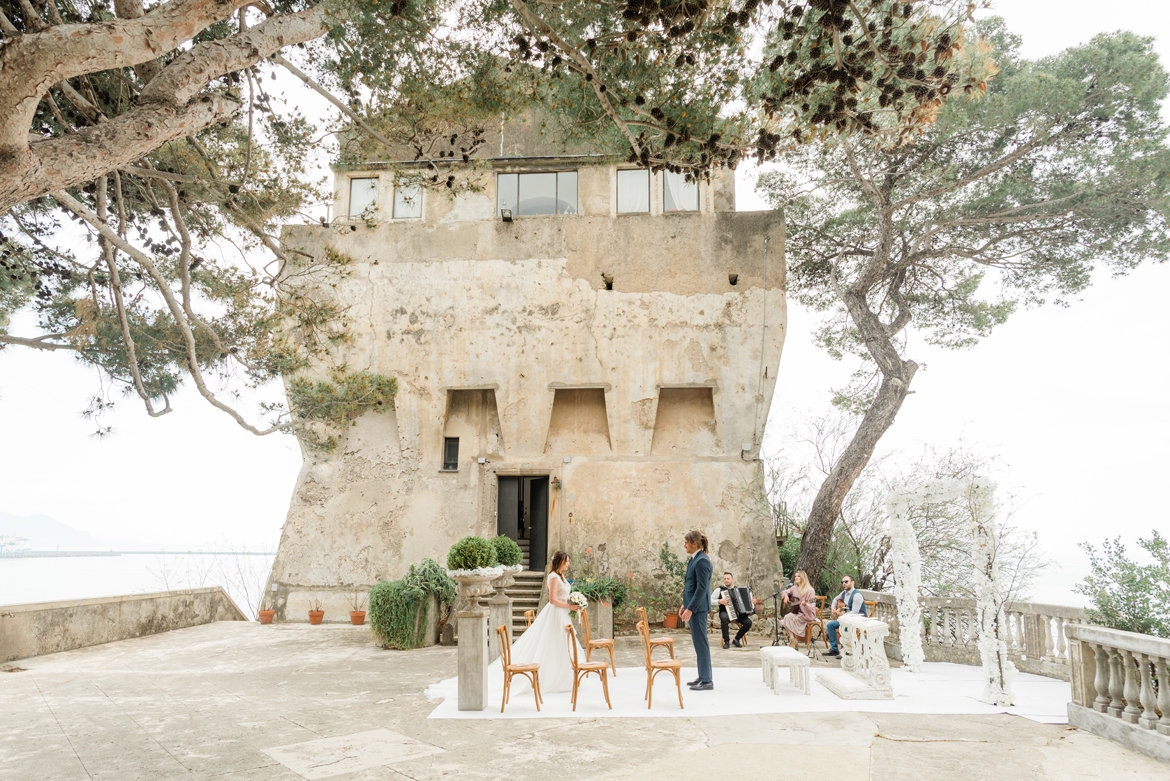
[426, 662, 1071, 723]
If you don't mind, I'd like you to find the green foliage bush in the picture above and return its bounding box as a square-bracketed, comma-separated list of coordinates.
[446, 536, 498, 570]
[490, 535, 522, 567]
[573, 576, 628, 608]
[1075, 531, 1170, 638]
[368, 558, 457, 649]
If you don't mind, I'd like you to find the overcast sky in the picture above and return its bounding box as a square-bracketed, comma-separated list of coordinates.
[1, 1, 1167, 603]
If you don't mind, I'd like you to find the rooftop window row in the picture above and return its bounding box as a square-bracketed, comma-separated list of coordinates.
[345, 168, 701, 220]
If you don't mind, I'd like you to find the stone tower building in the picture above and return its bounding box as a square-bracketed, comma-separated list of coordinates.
[265, 127, 787, 621]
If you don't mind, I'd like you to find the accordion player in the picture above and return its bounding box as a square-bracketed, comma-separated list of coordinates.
[713, 573, 755, 648]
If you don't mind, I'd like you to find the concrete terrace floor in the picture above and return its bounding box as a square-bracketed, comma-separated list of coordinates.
[0, 622, 1165, 781]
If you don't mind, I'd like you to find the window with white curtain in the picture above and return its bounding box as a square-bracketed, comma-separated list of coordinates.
[348, 177, 379, 219]
[392, 181, 423, 219]
[662, 171, 699, 212]
[497, 172, 578, 216]
[617, 169, 650, 213]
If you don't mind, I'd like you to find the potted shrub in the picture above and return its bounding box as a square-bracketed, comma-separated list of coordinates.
[347, 590, 367, 625]
[575, 576, 627, 639]
[258, 608, 275, 624]
[368, 559, 456, 649]
[307, 596, 324, 625]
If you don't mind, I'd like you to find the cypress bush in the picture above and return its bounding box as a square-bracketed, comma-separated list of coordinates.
[490, 535, 523, 567]
[368, 558, 456, 649]
[446, 535, 498, 570]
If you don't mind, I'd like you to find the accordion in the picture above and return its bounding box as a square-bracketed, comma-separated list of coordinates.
[723, 586, 756, 619]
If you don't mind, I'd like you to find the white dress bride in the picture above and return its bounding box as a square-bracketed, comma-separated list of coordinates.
[490, 570, 583, 693]
[424, 570, 584, 703]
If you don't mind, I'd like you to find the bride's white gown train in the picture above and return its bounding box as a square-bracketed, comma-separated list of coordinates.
[424, 571, 583, 703]
[489, 571, 582, 694]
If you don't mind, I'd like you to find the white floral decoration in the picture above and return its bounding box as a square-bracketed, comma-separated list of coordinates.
[885, 476, 1016, 705]
[446, 566, 505, 579]
[568, 591, 588, 610]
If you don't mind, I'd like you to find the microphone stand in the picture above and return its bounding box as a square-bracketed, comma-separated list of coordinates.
[770, 591, 781, 647]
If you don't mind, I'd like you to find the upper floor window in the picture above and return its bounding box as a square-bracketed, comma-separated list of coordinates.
[497, 171, 578, 217]
[348, 178, 379, 219]
[442, 437, 459, 471]
[617, 169, 650, 214]
[663, 171, 699, 212]
[393, 182, 423, 219]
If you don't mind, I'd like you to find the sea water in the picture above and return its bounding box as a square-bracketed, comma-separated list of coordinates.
[0, 552, 275, 617]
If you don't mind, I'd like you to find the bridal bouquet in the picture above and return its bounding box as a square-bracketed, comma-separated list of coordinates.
[568, 592, 588, 610]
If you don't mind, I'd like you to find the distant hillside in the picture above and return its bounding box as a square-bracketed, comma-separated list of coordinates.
[0, 512, 111, 550]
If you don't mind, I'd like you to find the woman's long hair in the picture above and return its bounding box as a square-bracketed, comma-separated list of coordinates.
[684, 530, 709, 554]
[548, 550, 570, 575]
[793, 570, 814, 598]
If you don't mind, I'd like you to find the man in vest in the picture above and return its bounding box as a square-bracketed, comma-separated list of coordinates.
[825, 575, 866, 658]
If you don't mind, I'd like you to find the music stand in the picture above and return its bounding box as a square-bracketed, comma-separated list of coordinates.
[770, 591, 781, 647]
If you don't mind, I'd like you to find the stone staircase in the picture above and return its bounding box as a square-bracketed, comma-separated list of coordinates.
[505, 573, 544, 633]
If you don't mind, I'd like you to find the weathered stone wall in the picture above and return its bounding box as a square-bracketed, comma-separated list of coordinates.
[267, 163, 787, 621]
[0, 587, 247, 663]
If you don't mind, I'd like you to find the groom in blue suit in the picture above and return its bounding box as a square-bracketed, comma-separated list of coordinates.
[680, 530, 714, 690]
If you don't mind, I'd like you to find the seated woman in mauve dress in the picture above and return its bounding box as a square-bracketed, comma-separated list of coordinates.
[780, 570, 818, 648]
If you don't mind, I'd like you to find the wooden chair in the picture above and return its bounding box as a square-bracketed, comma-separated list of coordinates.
[637, 619, 684, 710]
[636, 606, 675, 659]
[524, 610, 536, 628]
[864, 600, 878, 619]
[565, 623, 612, 711]
[579, 606, 617, 676]
[497, 624, 542, 713]
[783, 597, 828, 653]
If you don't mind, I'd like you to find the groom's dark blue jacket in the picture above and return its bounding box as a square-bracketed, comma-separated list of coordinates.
[682, 550, 712, 615]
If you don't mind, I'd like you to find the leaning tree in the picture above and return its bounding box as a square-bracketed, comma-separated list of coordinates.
[1, 0, 993, 441]
[759, 19, 1170, 585]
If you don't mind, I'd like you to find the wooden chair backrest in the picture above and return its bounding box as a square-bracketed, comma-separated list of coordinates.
[816, 595, 827, 617]
[636, 619, 652, 667]
[579, 605, 593, 644]
[496, 624, 513, 667]
[864, 600, 877, 616]
[637, 606, 649, 624]
[524, 610, 535, 626]
[564, 623, 581, 669]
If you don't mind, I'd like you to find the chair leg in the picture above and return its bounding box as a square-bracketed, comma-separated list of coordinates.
[647, 671, 654, 709]
[674, 669, 684, 709]
[571, 674, 579, 712]
[607, 645, 617, 676]
[600, 669, 612, 709]
[501, 672, 508, 713]
[530, 672, 541, 712]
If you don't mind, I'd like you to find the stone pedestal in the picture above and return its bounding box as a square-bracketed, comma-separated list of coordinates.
[487, 566, 520, 663]
[451, 572, 498, 712]
[586, 600, 614, 640]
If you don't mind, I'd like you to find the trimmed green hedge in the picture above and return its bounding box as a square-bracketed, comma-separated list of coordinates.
[446, 535, 498, 570]
[490, 535, 523, 567]
[368, 558, 456, 649]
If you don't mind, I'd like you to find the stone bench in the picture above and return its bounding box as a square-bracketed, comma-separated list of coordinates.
[761, 645, 811, 695]
[816, 614, 893, 700]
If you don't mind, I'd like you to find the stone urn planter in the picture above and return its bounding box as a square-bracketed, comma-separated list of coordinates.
[448, 567, 502, 711]
[258, 609, 275, 625]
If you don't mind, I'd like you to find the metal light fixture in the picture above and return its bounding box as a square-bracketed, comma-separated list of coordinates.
[551, 476, 561, 489]
[500, 208, 513, 222]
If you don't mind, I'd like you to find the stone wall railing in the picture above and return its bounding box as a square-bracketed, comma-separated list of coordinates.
[859, 590, 1087, 680]
[0, 587, 247, 663]
[1066, 623, 1170, 764]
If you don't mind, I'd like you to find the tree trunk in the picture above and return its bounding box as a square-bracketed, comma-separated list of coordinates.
[795, 286, 918, 587]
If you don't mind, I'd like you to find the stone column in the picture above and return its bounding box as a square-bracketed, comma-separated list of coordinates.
[487, 567, 519, 663]
[452, 573, 497, 712]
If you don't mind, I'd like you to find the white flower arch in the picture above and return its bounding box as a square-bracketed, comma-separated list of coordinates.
[885, 476, 1016, 706]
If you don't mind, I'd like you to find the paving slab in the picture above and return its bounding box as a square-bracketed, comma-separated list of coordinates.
[0, 621, 1165, 781]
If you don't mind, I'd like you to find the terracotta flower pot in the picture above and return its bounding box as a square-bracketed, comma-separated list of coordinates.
[308, 610, 325, 625]
[663, 612, 680, 630]
[258, 610, 275, 625]
[349, 610, 366, 626]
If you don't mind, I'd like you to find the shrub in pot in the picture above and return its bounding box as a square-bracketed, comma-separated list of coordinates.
[258, 609, 275, 624]
[369, 558, 456, 649]
[307, 596, 324, 625]
[446, 536, 499, 571]
[490, 535, 523, 569]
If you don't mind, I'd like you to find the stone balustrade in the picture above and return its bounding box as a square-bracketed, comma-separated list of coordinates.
[859, 590, 1086, 680]
[1065, 623, 1170, 763]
